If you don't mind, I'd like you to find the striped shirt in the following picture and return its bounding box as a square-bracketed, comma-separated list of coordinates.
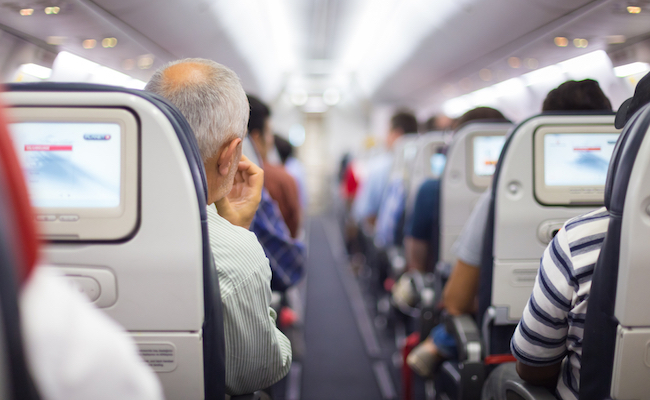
[207, 204, 292, 395]
[511, 207, 609, 400]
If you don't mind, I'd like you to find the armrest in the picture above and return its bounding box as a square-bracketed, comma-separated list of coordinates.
[503, 379, 556, 400]
[444, 314, 482, 363]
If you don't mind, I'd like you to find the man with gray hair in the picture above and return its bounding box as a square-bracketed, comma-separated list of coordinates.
[145, 58, 291, 395]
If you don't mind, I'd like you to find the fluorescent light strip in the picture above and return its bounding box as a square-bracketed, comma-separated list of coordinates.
[614, 62, 650, 77]
[443, 50, 616, 117]
[20, 63, 52, 79]
[50, 51, 147, 89]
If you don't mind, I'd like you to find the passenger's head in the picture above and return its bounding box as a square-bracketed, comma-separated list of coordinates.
[387, 111, 418, 148]
[274, 134, 292, 165]
[615, 71, 650, 129]
[453, 107, 506, 131]
[542, 79, 612, 112]
[145, 58, 249, 203]
[247, 95, 274, 161]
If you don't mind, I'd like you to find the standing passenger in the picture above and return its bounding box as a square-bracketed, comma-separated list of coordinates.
[146, 59, 292, 395]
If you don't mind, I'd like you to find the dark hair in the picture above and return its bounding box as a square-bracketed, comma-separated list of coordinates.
[247, 94, 271, 136]
[454, 107, 507, 130]
[390, 111, 418, 134]
[542, 79, 612, 112]
[274, 134, 292, 164]
[422, 116, 437, 132]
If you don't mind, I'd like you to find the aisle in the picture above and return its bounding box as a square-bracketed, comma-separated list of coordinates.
[300, 215, 393, 400]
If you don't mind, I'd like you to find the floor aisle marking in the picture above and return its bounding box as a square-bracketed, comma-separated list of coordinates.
[286, 363, 302, 400]
[322, 219, 381, 357]
[373, 361, 397, 399]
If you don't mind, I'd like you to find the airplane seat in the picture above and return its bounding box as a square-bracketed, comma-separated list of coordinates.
[0, 99, 41, 400]
[491, 108, 643, 400]
[577, 103, 650, 400]
[2, 82, 230, 400]
[437, 112, 618, 399]
[404, 131, 447, 221]
[438, 122, 511, 273]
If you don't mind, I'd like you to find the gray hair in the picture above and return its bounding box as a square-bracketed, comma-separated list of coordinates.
[145, 58, 249, 161]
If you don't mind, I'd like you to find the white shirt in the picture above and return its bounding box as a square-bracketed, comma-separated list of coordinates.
[206, 204, 292, 395]
[20, 267, 164, 400]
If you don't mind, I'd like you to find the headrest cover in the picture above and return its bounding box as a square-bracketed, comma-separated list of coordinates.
[0, 99, 39, 285]
[615, 71, 650, 129]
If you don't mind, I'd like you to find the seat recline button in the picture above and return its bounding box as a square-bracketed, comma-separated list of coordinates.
[36, 214, 57, 221]
[59, 214, 79, 222]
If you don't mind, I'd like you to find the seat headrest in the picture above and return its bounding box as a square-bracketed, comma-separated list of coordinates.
[605, 104, 650, 210]
[0, 99, 39, 285]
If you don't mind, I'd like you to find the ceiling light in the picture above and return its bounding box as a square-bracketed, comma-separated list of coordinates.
[607, 35, 626, 44]
[137, 54, 154, 69]
[288, 124, 306, 147]
[559, 50, 609, 76]
[102, 38, 117, 48]
[573, 38, 588, 48]
[442, 96, 473, 119]
[122, 59, 135, 70]
[614, 62, 650, 77]
[470, 87, 496, 106]
[479, 69, 492, 81]
[82, 39, 96, 49]
[627, 6, 642, 13]
[494, 77, 525, 97]
[290, 90, 308, 106]
[554, 37, 569, 47]
[45, 6, 60, 14]
[459, 77, 473, 90]
[508, 57, 521, 68]
[20, 63, 52, 79]
[523, 65, 563, 86]
[19, 8, 34, 16]
[322, 88, 341, 106]
[124, 79, 147, 90]
[302, 96, 328, 113]
[46, 36, 65, 45]
[525, 58, 539, 69]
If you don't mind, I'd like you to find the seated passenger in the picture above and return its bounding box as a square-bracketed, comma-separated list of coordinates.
[352, 111, 418, 228]
[403, 107, 507, 276]
[275, 134, 308, 210]
[145, 59, 291, 395]
[247, 95, 301, 238]
[510, 75, 650, 399]
[406, 79, 613, 378]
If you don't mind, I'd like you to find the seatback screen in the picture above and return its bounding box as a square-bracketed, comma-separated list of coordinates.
[430, 153, 446, 177]
[544, 133, 618, 186]
[10, 122, 121, 208]
[473, 135, 505, 176]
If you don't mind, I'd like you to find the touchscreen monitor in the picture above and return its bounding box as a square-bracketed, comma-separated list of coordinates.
[467, 132, 506, 190]
[473, 135, 506, 176]
[11, 122, 122, 208]
[534, 125, 620, 205]
[430, 153, 446, 178]
[8, 107, 138, 241]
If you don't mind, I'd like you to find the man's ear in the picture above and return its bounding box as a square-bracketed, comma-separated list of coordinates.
[217, 138, 242, 176]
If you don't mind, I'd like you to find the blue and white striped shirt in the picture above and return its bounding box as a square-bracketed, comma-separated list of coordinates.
[511, 207, 610, 400]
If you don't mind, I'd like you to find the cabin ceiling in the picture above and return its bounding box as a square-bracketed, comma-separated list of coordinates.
[1, 0, 650, 110]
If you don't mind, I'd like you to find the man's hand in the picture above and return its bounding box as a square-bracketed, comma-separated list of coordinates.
[215, 155, 263, 229]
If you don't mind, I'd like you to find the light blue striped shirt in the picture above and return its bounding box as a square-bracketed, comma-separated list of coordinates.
[511, 207, 609, 400]
[206, 204, 292, 395]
